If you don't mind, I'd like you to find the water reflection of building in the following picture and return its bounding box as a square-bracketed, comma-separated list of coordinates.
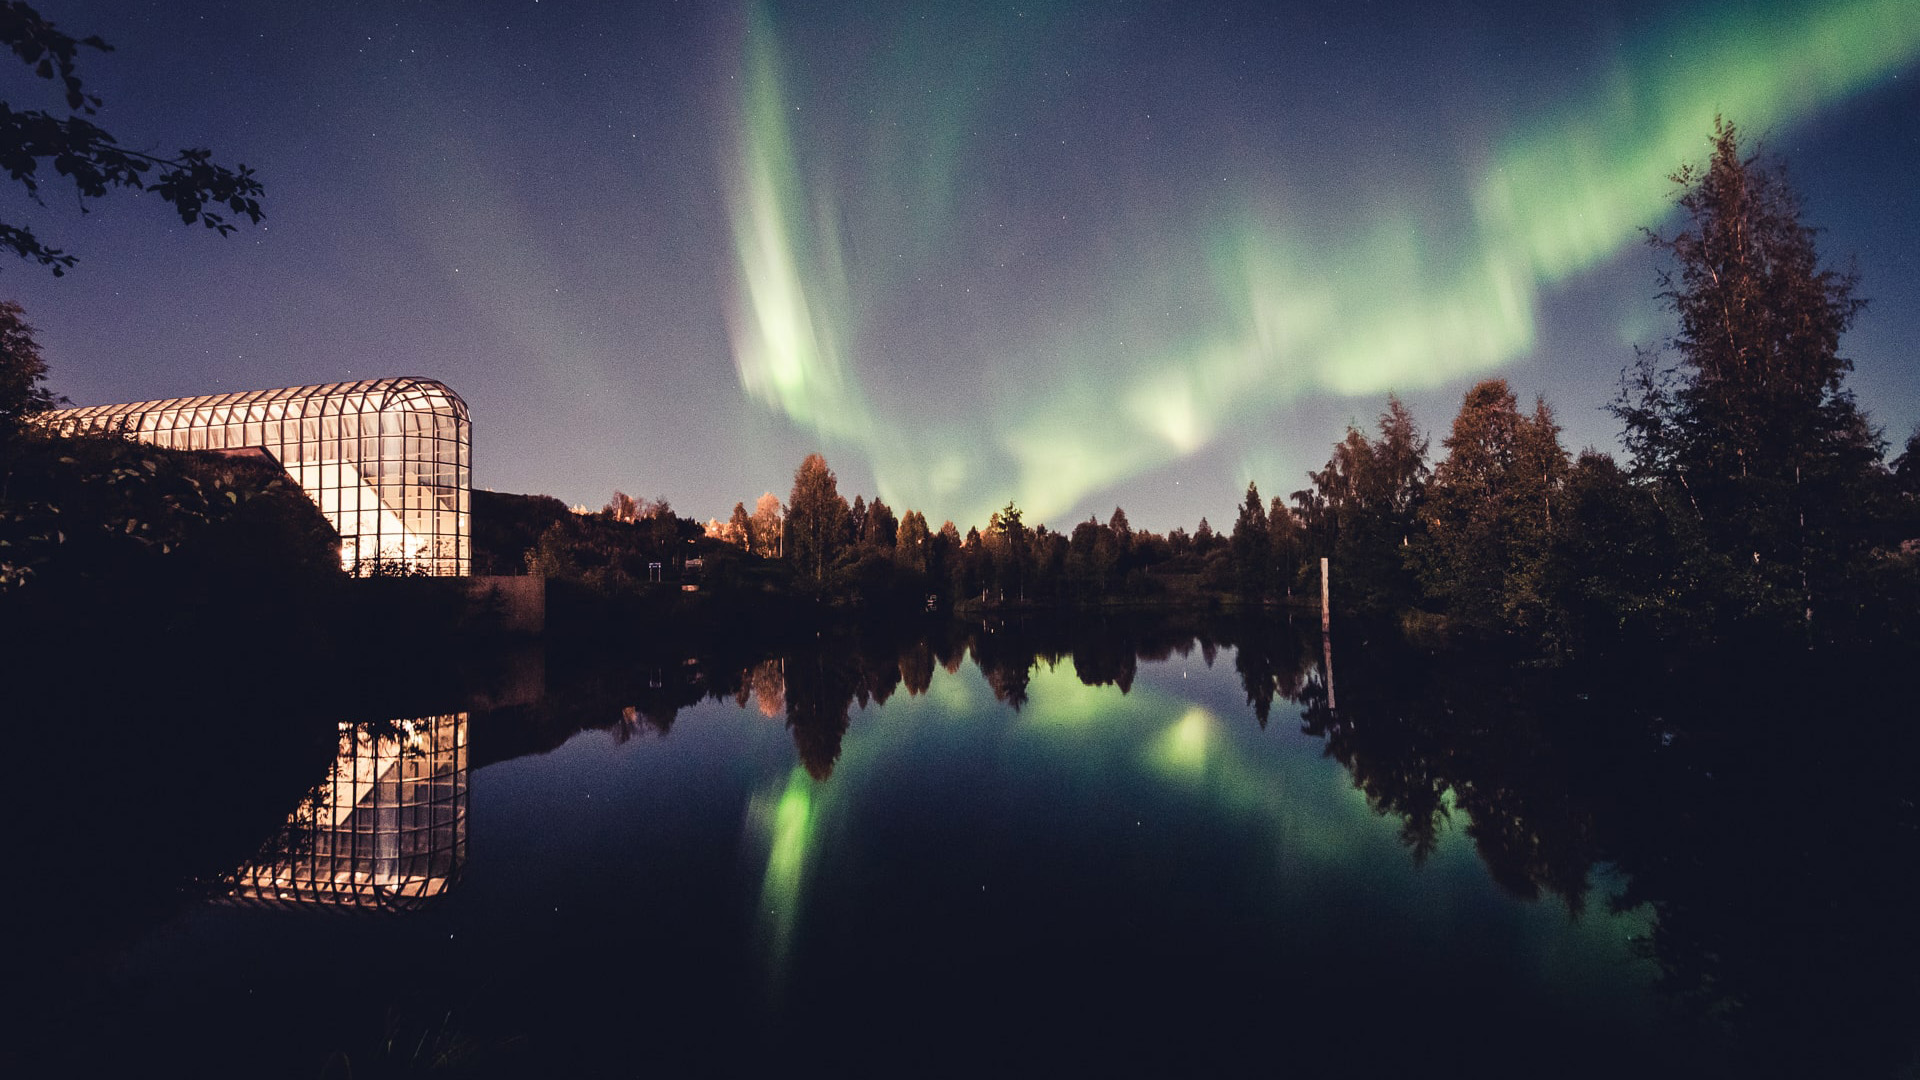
[228, 714, 468, 911]
[47, 378, 470, 576]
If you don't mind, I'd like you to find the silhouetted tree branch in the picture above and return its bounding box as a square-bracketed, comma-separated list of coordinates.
[0, 1, 263, 274]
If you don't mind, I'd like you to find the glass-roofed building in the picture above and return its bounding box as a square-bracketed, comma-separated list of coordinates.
[49, 377, 470, 576]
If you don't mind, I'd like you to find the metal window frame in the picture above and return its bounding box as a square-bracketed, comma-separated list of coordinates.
[225, 713, 470, 911]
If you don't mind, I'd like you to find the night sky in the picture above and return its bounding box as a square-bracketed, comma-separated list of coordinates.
[10, 0, 1919, 532]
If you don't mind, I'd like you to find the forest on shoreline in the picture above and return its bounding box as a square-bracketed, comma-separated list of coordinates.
[483, 124, 1920, 655]
[4, 121, 1918, 664]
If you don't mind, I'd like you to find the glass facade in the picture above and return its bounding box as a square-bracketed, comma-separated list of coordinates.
[226, 714, 469, 911]
[49, 378, 470, 576]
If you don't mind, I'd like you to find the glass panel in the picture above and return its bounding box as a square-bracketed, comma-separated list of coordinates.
[225, 714, 469, 909]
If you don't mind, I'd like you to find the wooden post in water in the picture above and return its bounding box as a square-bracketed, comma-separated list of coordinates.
[1322, 624, 1336, 714]
[1319, 557, 1330, 634]
[1320, 556, 1335, 712]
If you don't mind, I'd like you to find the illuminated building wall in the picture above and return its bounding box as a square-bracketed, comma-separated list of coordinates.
[228, 713, 469, 911]
[49, 378, 470, 576]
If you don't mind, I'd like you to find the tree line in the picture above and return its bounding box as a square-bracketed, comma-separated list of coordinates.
[605, 120, 1914, 652]
[688, 450, 1279, 609]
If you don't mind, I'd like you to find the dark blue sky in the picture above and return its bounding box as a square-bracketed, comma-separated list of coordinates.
[10, 0, 1918, 531]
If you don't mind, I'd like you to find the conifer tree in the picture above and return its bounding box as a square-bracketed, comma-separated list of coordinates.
[989, 501, 1030, 600]
[1617, 118, 1882, 626]
[1107, 507, 1133, 569]
[894, 509, 929, 572]
[1417, 380, 1567, 629]
[788, 453, 848, 583]
[847, 495, 868, 549]
[727, 501, 753, 551]
[1268, 495, 1302, 598]
[864, 497, 898, 549]
[1230, 482, 1271, 595]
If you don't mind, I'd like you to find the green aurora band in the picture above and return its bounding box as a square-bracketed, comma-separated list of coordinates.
[726, 0, 1920, 525]
[753, 764, 818, 969]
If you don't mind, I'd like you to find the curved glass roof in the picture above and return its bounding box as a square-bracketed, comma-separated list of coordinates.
[52, 376, 468, 425]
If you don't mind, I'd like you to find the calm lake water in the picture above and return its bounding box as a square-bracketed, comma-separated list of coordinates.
[27, 618, 1918, 1077]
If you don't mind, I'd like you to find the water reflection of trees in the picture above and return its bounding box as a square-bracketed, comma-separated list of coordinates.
[521, 615, 1914, 1076]
[506, 614, 1304, 776]
[1298, 647, 1601, 906]
[1298, 634, 1919, 1078]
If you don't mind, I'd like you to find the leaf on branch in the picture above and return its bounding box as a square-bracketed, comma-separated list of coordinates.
[0, 221, 76, 274]
[0, 4, 261, 273]
[0, 2, 110, 111]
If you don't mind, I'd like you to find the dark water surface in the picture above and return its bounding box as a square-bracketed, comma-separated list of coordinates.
[24, 618, 1918, 1077]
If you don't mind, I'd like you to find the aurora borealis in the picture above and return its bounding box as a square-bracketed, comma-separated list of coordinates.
[725, 0, 1920, 523]
[10, 0, 1920, 529]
